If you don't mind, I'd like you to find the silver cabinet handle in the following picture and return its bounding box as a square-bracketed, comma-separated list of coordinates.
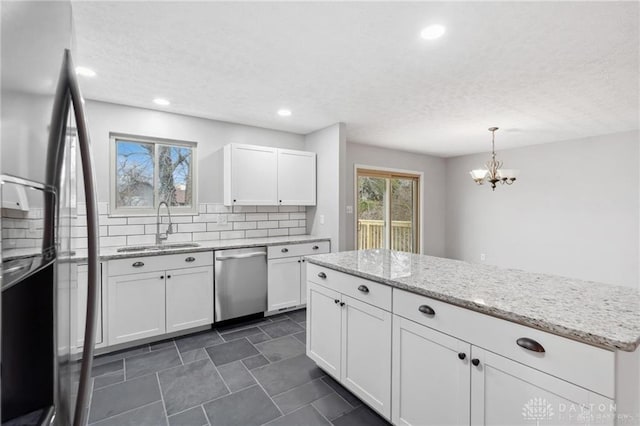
[216, 252, 267, 261]
[132, 261, 144, 268]
[185, 256, 196, 263]
[45, 49, 100, 426]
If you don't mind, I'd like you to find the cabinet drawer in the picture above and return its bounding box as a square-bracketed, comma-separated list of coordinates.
[307, 263, 391, 311]
[393, 289, 615, 397]
[108, 251, 214, 276]
[268, 241, 330, 259]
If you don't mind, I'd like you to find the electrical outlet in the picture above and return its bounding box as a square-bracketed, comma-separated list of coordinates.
[346, 205, 353, 214]
[217, 214, 228, 225]
[320, 214, 325, 225]
[480, 253, 486, 262]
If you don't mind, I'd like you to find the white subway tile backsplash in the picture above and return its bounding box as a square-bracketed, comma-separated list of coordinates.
[226, 214, 245, 222]
[100, 236, 127, 247]
[257, 221, 279, 229]
[232, 206, 257, 213]
[168, 216, 193, 224]
[233, 221, 257, 230]
[193, 213, 219, 223]
[207, 204, 231, 213]
[99, 216, 127, 226]
[127, 234, 155, 246]
[289, 212, 306, 220]
[268, 228, 288, 237]
[108, 225, 145, 236]
[289, 227, 306, 235]
[67, 202, 309, 250]
[192, 231, 220, 242]
[166, 233, 193, 243]
[127, 216, 157, 225]
[278, 206, 299, 213]
[268, 213, 289, 221]
[178, 223, 206, 233]
[220, 230, 245, 240]
[278, 220, 299, 228]
[207, 223, 233, 232]
[256, 206, 278, 213]
[245, 229, 268, 238]
[245, 213, 268, 221]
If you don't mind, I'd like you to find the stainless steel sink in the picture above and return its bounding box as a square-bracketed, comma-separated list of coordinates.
[116, 243, 200, 253]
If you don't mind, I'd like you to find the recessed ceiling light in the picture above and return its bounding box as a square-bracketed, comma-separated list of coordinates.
[75, 66, 96, 77]
[153, 98, 170, 106]
[277, 109, 292, 117]
[420, 25, 446, 40]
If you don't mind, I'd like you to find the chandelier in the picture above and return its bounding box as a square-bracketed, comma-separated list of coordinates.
[469, 127, 519, 191]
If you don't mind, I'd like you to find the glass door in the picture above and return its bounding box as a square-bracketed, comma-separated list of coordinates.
[356, 169, 420, 253]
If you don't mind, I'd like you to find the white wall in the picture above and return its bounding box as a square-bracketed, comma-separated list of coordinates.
[84, 100, 305, 203]
[445, 130, 639, 288]
[344, 142, 447, 257]
[304, 123, 346, 251]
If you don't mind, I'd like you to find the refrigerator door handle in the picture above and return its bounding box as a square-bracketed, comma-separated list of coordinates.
[66, 49, 100, 426]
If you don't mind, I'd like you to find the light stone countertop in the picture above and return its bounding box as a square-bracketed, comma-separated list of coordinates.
[304, 249, 640, 352]
[4, 235, 331, 263]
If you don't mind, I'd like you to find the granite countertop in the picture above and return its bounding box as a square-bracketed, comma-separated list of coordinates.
[3, 235, 331, 263]
[305, 249, 640, 352]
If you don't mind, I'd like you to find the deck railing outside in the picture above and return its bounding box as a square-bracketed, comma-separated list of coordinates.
[357, 219, 414, 252]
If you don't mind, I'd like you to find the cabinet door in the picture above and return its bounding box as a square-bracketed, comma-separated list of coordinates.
[341, 295, 392, 419]
[471, 347, 614, 426]
[268, 257, 302, 311]
[108, 271, 166, 345]
[392, 315, 470, 426]
[73, 264, 103, 349]
[307, 282, 342, 378]
[277, 149, 316, 205]
[228, 144, 278, 205]
[166, 266, 214, 333]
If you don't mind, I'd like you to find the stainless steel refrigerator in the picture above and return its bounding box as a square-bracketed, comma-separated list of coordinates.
[1, 2, 100, 425]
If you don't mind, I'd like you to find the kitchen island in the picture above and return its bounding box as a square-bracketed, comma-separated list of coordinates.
[304, 249, 640, 425]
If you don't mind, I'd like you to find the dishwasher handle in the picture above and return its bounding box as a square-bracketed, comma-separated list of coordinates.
[216, 252, 267, 261]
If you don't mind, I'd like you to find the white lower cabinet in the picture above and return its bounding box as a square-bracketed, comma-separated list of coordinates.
[307, 281, 392, 419]
[307, 265, 620, 426]
[392, 316, 471, 426]
[267, 242, 330, 311]
[267, 257, 302, 311]
[341, 295, 392, 418]
[108, 271, 166, 345]
[470, 347, 613, 426]
[307, 282, 342, 378]
[107, 252, 214, 346]
[166, 266, 214, 333]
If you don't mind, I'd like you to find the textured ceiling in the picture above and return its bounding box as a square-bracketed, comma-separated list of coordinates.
[71, 1, 639, 157]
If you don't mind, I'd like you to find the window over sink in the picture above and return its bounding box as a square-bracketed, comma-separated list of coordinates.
[109, 133, 197, 215]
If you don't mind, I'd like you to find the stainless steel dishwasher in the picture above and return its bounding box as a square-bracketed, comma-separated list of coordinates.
[214, 246, 267, 321]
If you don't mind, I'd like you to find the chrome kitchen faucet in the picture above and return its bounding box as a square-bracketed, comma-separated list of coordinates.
[156, 201, 174, 244]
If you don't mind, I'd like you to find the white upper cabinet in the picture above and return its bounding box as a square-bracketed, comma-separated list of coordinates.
[277, 149, 316, 205]
[223, 144, 316, 206]
[224, 144, 278, 205]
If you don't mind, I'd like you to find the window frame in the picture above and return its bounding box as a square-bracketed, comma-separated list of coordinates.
[354, 164, 423, 254]
[109, 133, 198, 216]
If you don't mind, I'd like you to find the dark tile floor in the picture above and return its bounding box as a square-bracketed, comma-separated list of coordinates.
[88, 309, 390, 426]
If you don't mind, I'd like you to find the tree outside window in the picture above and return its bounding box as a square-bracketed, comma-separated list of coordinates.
[110, 134, 197, 215]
